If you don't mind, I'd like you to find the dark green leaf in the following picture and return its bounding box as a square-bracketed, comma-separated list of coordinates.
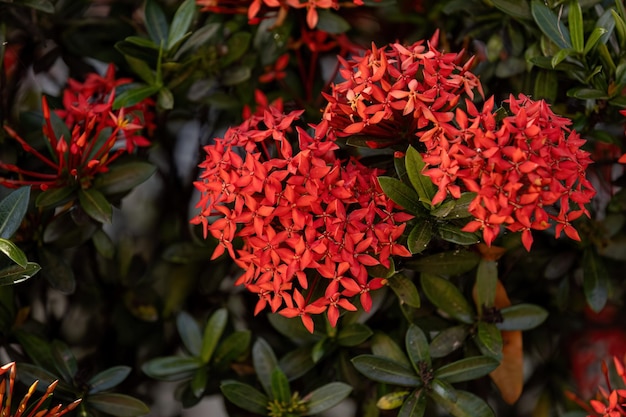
[279, 346, 315, 380]
[39, 247, 75, 294]
[429, 325, 470, 358]
[253, 338, 279, 396]
[408, 221, 432, 254]
[213, 330, 251, 366]
[78, 188, 112, 224]
[16, 363, 74, 395]
[177, 311, 202, 357]
[142, 356, 203, 380]
[498, 304, 548, 331]
[583, 248, 609, 312]
[398, 388, 426, 417]
[35, 186, 76, 210]
[13, 0, 55, 13]
[376, 391, 410, 410]
[116, 40, 159, 66]
[270, 368, 291, 402]
[351, 355, 421, 387]
[87, 393, 150, 417]
[406, 324, 431, 370]
[312, 337, 333, 363]
[405, 146, 435, 208]
[551, 48, 573, 68]
[162, 242, 212, 263]
[434, 356, 499, 383]
[222, 66, 251, 86]
[190, 368, 208, 398]
[175, 23, 220, 59]
[158, 87, 174, 110]
[14, 332, 55, 370]
[94, 162, 156, 195]
[0, 262, 40, 286]
[0, 239, 27, 267]
[406, 251, 480, 276]
[92, 230, 115, 260]
[201, 308, 228, 363]
[220, 381, 269, 415]
[377, 176, 424, 215]
[371, 333, 411, 368]
[221, 32, 251, 67]
[113, 84, 161, 110]
[367, 258, 396, 279]
[475, 322, 503, 361]
[421, 274, 474, 324]
[125, 55, 156, 85]
[436, 224, 479, 245]
[531, 0, 572, 49]
[595, 10, 614, 45]
[388, 274, 421, 308]
[611, 10, 626, 48]
[0, 187, 29, 239]
[88, 366, 132, 394]
[475, 259, 498, 315]
[492, 0, 531, 20]
[52, 340, 78, 382]
[267, 312, 320, 345]
[336, 323, 373, 347]
[167, 0, 196, 50]
[568, 0, 583, 53]
[42, 210, 97, 247]
[567, 87, 609, 100]
[533, 69, 558, 102]
[315, 10, 350, 34]
[429, 382, 495, 417]
[144, 0, 169, 46]
[304, 382, 352, 415]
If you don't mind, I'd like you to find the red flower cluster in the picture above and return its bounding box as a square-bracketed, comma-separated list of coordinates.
[322, 35, 595, 250]
[0, 64, 154, 190]
[192, 94, 412, 332]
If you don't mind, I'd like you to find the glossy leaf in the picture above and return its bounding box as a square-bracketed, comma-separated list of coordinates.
[429, 325, 470, 358]
[430, 382, 495, 417]
[35, 186, 76, 210]
[421, 274, 474, 324]
[52, 340, 78, 382]
[498, 304, 548, 331]
[16, 363, 74, 395]
[405, 146, 435, 208]
[220, 381, 269, 415]
[406, 324, 431, 370]
[144, 0, 169, 46]
[304, 382, 352, 415]
[78, 188, 112, 224]
[611, 9, 626, 49]
[270, 368, 291, 402]
[0, 262, 41, 286]
[531, 0, 572, 49]
[141, 356, 203, 380]
[436, 224, 479, 245]
[568, 0, 583, 53]
[200, 308, 228, 362]
[0, 187, 29, 239]
[94, 162, 156, 195]
[113, 85, 161, 110]
[88, 366, 132, 394]
[407, 221, 432, 254]
[190, 368, 208, 398]
[0, 239, 27, 267]
[474, 259, 498, 315]
[87, 393, 150, 417]
[582, 248, 609, 312]
[253, 338, 279, 396]
[125, 55, 156, 85]
[551, 48, 572, 68]
[475, 322, 503, 361]
[377, 391, 410, 410]
[434, 356, 499, 383]
[371, 333, 411, 368]
[177, 311, 202, 357]
[167, 0, 196, 50]
[174, 23, 220, 58]
[406, 251, 480, 276]
[212, 330, 251, 367]
[377, 176, 424, 215]
[398, 388, 426, 417]
[336, 323, 373, 347]
[279, 346, 315, 380]
[388, 274, 421, 308]
[352, 355, 422, 387]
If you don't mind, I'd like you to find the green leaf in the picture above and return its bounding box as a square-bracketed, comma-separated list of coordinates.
[52, 340, 78, 382]
[388, 274, 421, 308]
[220, 381, 269, 415]
[398, 388, 426, 417]
[377, 176, 424, 215]
[405, 146, 436, 208]
[531, 0, 572, 49]
[376, 391, 410, 410]
[475, 259, 498, 315]
[87, 393, 150, 417]
[406, 251, 480, 276]
[312, 337, 333, 363]
[113, 84, 161, 110]
[406, 324, 431, 370]
[16, 363, 75, 395]
[13, 0, 55, 13]
[125, 55, 156, 85]
[92, 230, 115, 260]
[585, 27, 608, 56]
[38, 247, 75, 294]
[279, 346, 315, 380]
[583, 248, 609, 312]
[167, 0, 196, 50]
[407, 221, 432, 254]
[429, 382, 495, 417]
[0, 187, 29, 239]
[88, 366, 132, 394]
[201, 308, 228, 363]
[177, 311, 202, 357]
[315, 9, 350, 33]
[94, 162, 156, 195]
[551, 48, 573, 68]
[158, 87, 174, 110]
[116, 39, 159, 67]
[190, 368, 208, 398]
[222, 66, 251, 86]
[352, 355, 422, 387]
[567, 87, 609, 100]
[304, 382, 352, 415]
[436, 224, 479, 245]
[253, 338, 279, 396]
[35, 186, 76, 210]
[568, 0, 583, 53]
[174, 23, 220, 59]
[533, 69, 558, 102]
[141, 356, 203, 380]
[429, 325, 470, 358]
[492, 0, 532, 20]
[0, 262, 40, 286]
[371, 333, 411, 369]
[475, 322, 502, 361]
[421, 274, 474, 324]
[212, 330, 251, 367]
[611, 9, 626, 49]
[270, 367, 291, 402]
[498, 304, 548, 331]
[221, 32, 251, 67]
[0, 239, 27, 267]
[336, 323, 373, 347]
[78, 188, 112, 224]
[434, 356, 499, 383]
[144, 0, 169, 46]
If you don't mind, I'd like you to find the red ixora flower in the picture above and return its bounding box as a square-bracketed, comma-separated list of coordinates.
[323, 33, 595, 250]
[192, 91, 413, 332]
[0, 362, 81, 417]
[0, 64, 154, 190]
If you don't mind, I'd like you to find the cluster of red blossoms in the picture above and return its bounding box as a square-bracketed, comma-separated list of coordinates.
[192, 93, 412, 332]
[322, 33, 596, 250]
[1, 64, 154, 190]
